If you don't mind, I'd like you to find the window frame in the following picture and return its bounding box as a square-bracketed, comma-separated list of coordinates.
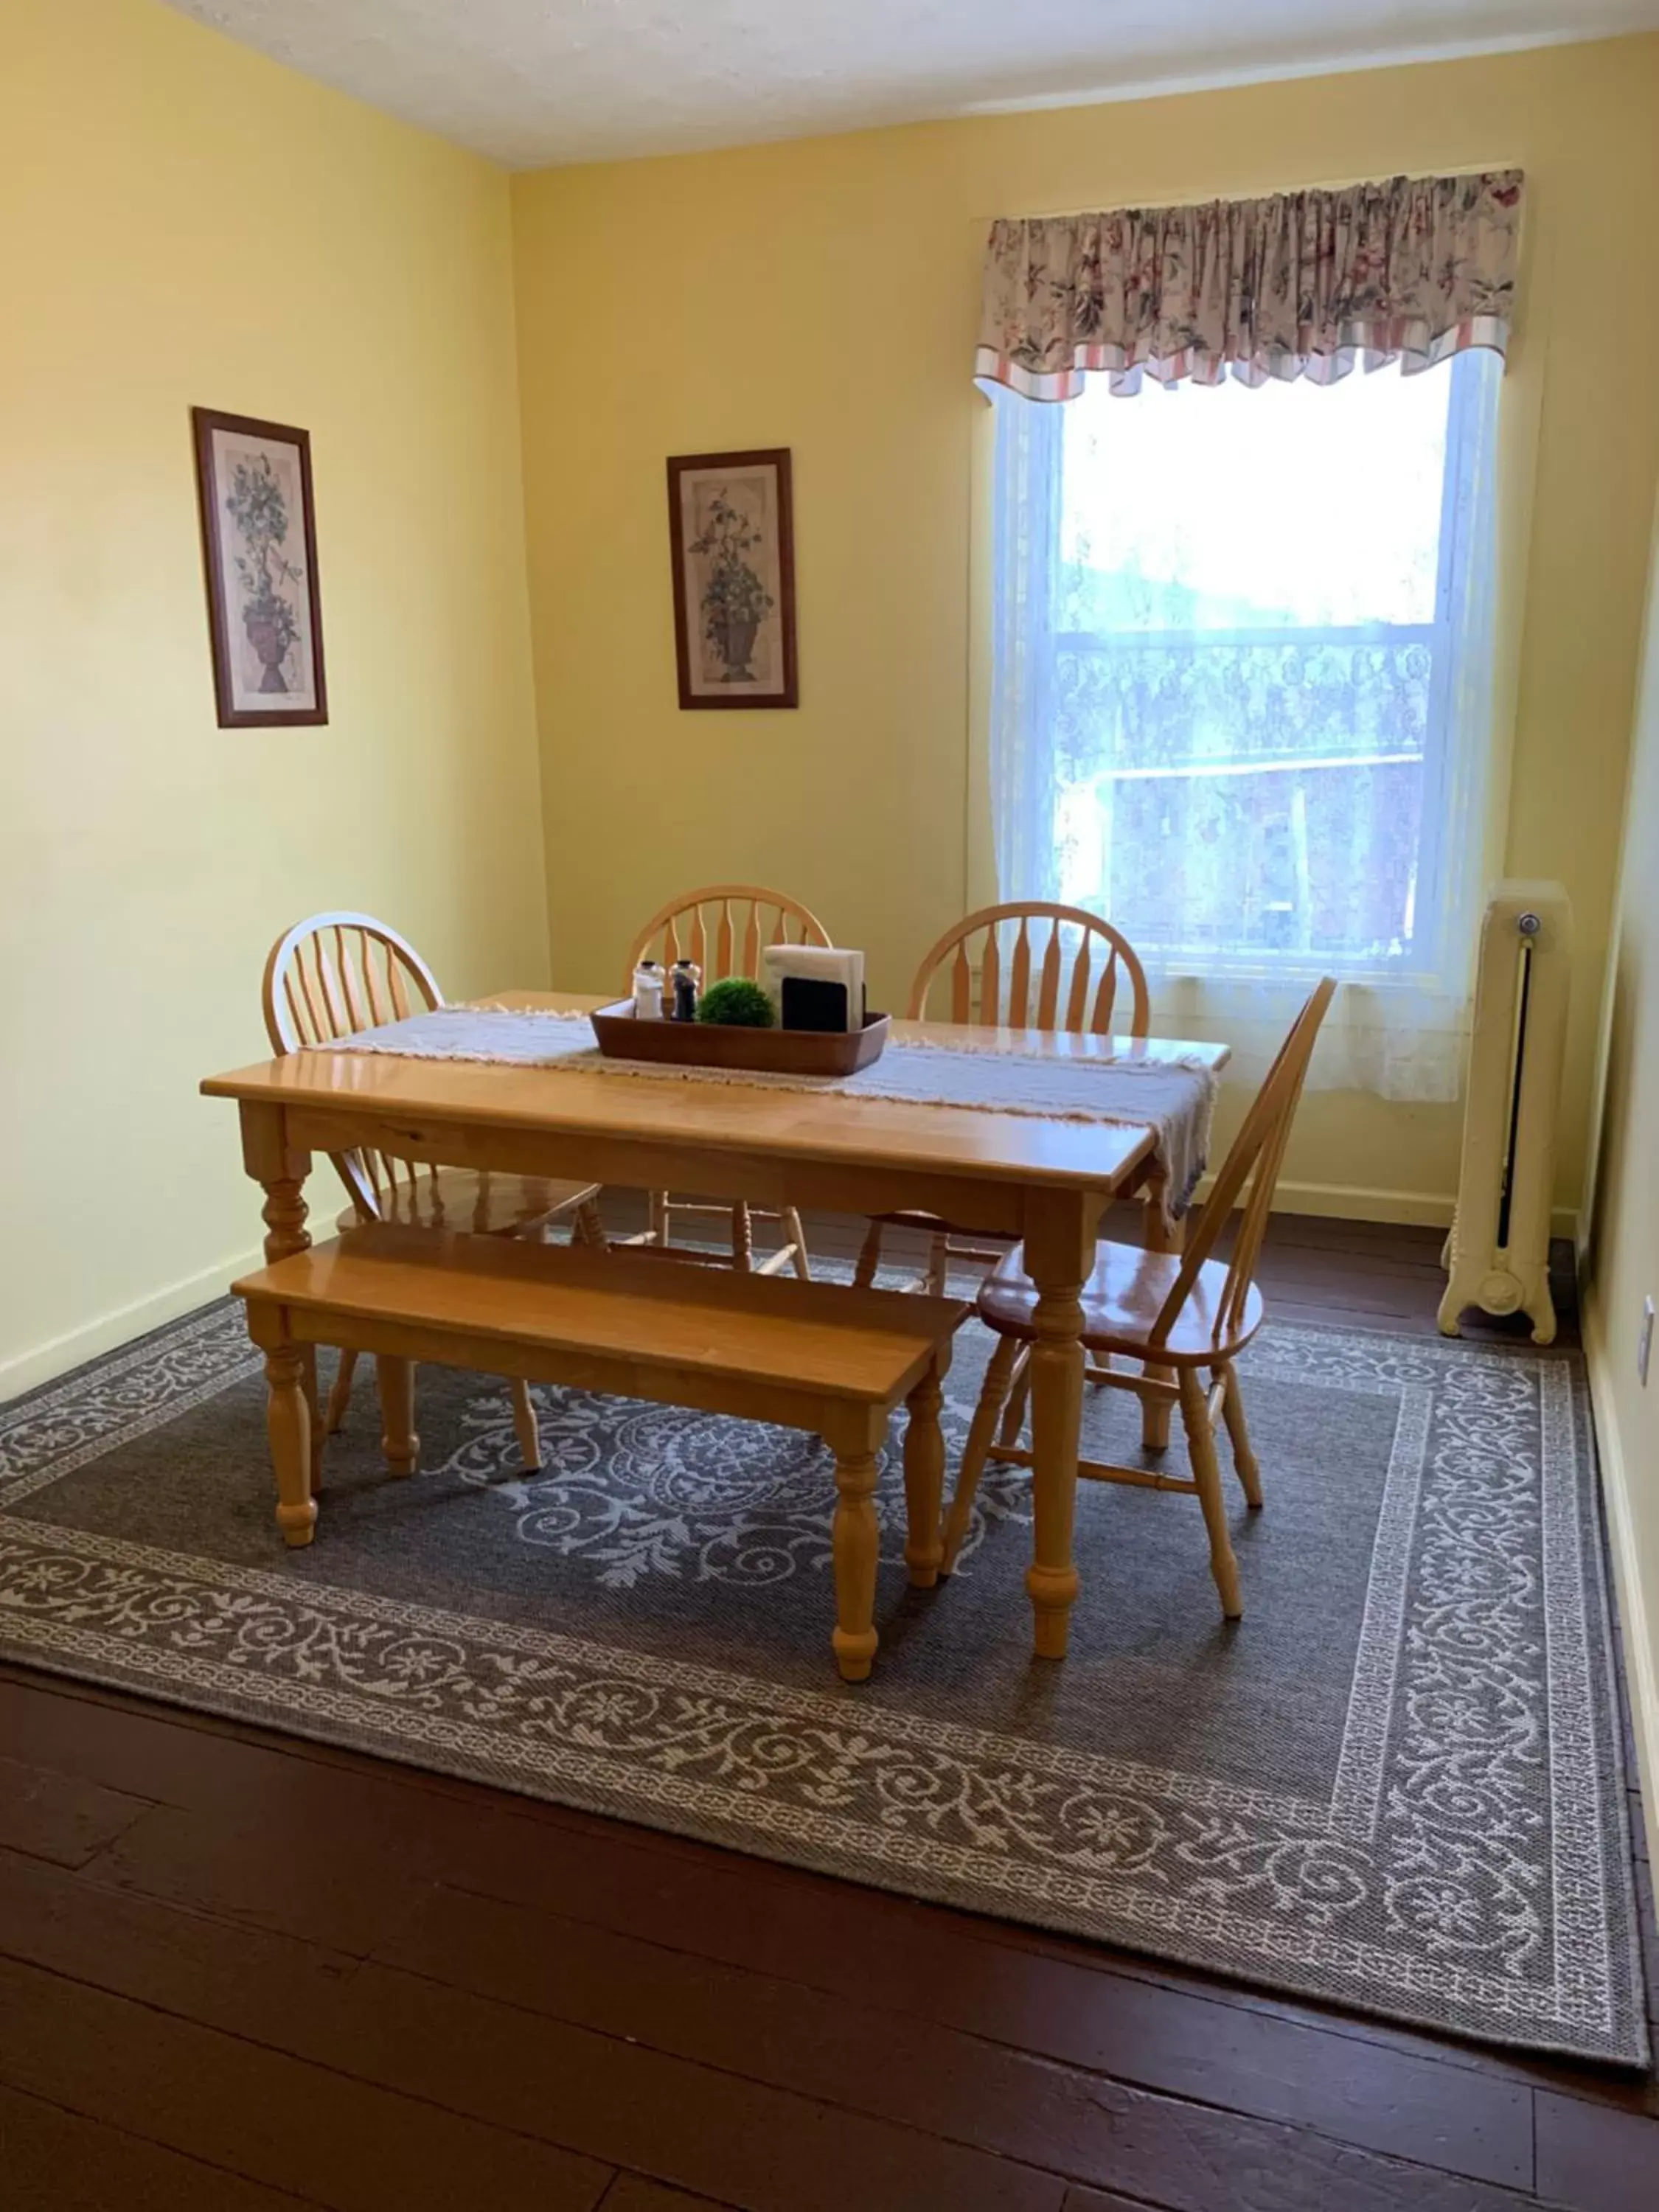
[993, 355, 1493, 985]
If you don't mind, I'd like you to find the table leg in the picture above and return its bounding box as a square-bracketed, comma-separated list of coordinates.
[1141, 1170, 1183, 1452]
[826, 1408, 884, 1682]
[1023, 1192, 1093, 1661]
[241, 1105, 325, 1474]
[902, 1352, 947, 1588]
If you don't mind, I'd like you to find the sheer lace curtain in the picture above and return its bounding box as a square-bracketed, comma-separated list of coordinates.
[981, 172, 1519, 1099]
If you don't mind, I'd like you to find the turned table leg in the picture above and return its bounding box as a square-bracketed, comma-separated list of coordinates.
[1023, 1192, 1093, 1661]
[241, 1106, 321, 1533]
[902, 1352, 948, 1588]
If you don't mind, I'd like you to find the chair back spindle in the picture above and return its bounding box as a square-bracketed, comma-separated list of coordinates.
[1150, 978, 1336, 1350]
[908, 902, 1151, 1038]
[262, 912, 447, 1225]
[625, 883, 831, 992]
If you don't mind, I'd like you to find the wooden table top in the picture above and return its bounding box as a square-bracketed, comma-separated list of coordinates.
[202, 991, 1228, 1197]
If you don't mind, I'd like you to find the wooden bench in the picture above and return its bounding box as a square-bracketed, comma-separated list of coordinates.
[233, 1225, 969, 1681]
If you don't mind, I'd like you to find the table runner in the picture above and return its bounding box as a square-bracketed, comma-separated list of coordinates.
[318, 1006, 1217, 1214]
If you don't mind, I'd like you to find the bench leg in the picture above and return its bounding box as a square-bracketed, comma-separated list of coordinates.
[265, 1338, 316, 1548]
[902, 1354, 947, 1587]
[827, 1413, 884, 1683]
[376, 1356, 419, 1478]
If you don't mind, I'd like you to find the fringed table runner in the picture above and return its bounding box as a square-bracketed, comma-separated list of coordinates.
[318, 1006, 1218, 1216]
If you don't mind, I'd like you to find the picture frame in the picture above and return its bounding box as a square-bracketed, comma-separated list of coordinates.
[667, 448, 797, 709]
[192, 407, 327, 728]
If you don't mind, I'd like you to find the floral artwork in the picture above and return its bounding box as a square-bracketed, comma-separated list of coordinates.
[667, 448, 796, 709]
[192, 408, 327, 726]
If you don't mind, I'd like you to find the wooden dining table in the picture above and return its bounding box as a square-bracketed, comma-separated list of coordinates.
[203, 990, 1228, 1663]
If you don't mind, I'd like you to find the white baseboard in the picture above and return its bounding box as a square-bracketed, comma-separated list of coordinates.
[1249, 1178, 1578, 1242]
[0, 1243, 263, 1405]
[1268, 1178, 1457, 1227]
[1582, 1281, 1659, 1870]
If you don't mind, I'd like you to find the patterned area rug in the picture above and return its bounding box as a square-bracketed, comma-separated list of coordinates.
[0, 1291, 1646, 2063]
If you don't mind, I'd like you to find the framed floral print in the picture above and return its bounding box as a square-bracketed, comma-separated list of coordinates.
[192, 407, 327, 727]
[667, 448, 797, 709]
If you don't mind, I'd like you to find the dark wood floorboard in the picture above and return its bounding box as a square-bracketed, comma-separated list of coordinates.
[0, 1214, 1650, 2211]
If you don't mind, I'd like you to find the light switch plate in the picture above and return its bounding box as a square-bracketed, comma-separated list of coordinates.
[1640, 1296, 1655, 1388]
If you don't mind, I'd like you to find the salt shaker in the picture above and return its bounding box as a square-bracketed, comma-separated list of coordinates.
[632, 959, 664, 1020]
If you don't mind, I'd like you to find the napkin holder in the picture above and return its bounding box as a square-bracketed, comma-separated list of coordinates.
[762, 945, 866, 1033]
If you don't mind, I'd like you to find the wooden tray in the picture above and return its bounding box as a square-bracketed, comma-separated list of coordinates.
[591, 1001, 889, 1077]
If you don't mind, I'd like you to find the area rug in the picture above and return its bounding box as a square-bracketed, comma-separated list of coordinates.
[0, 1290, 1646, 2064]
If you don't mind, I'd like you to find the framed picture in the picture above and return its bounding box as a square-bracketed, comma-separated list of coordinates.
[192, 407, 327, 727]
[667, 448, 797, 709]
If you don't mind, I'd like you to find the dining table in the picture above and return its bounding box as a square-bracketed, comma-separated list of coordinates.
[202, 990, 1228, 1663]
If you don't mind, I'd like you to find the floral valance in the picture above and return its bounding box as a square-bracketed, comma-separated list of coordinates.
[976, 169, 1524, 400]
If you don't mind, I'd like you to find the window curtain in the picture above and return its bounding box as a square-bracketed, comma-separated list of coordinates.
[976, 170, 1523, 400]
[981, 170, 1519, 1103]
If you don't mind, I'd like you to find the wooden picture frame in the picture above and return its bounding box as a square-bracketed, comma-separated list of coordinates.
[667, 448, 797, 709]
[192, 407, 328, 728]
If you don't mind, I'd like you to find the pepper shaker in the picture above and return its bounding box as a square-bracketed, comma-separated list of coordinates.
[669, 959, 700, 1021]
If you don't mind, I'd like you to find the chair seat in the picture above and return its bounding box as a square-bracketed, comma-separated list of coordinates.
[336, 1167, 598, 1239]
[978, 1239, 1265, 1364]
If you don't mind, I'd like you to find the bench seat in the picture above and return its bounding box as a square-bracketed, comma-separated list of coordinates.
[234, 1225, 969, 1680]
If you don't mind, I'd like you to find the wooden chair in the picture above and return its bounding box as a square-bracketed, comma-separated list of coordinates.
[263, 912, 606, 1462]
[939, 977, 1335, 1619]
[855, 902, 1151, 1296]
[623, 885, 830, 1278]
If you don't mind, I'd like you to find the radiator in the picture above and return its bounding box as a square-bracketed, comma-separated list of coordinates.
[1439, 882, 1572, 1345]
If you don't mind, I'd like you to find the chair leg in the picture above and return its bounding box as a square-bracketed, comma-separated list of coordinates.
[1141, 1184, 1181, 1450]
[731, 1200, 754, 1273]
[324, 1346, 358, 1434]
[783, 1206, 813, 1281]
[852, 1218, 886, 1290]
[1218, 1363, 1262, 1508]
[922, 1231, 950, 1298]
[573, 1197, 607, 1250]
[1178, 1367, 1242, 1620]
[827, 1422, 883, 1683]
[940, 1335, 1020, 1576]
[510, 1380, 542, 1471]
[648, 1190, 670, 1247]
[998, 1349, 1033, 1448]
[299, 1345, 324, 1474]
[375, 1356, 419, 1480]
[902, 1354, 947, 1587]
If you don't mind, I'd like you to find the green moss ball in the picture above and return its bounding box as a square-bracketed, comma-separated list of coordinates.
[697, 976, 776, 1028]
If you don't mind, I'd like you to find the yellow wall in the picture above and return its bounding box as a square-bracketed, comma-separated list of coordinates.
[0, 0, 547, 1393]
[513, 37, 1659, 1225]
[1585, 480, 1659, 1863]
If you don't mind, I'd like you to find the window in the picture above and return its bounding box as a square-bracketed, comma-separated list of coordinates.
[987, 354, 1502, 1095]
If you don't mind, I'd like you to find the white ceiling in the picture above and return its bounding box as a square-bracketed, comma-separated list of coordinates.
[165, 0, 1659, 167]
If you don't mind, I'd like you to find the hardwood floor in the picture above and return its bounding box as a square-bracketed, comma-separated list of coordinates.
[1, 1212, 1653, 2212]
